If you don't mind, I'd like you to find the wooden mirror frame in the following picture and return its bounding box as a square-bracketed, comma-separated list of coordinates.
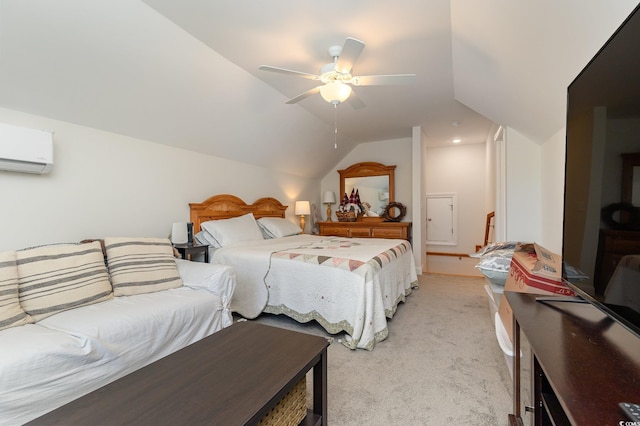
[338, 162, 396, 203]
[621, 152, 640, 205]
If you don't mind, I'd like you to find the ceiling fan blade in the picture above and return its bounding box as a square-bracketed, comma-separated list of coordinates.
[347, 90, 366, 110]
[258, 65, 320, 80]
[285, 86, 322, 104]
[351, 74, 416, 86]
[335, 37, 365, 74]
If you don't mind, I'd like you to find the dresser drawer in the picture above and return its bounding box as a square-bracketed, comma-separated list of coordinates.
[350, 227, 371, 237]
[372, 227, 406, 239]
[321, 225, 350, 237]
[607, 236, 640, 253]
[318, 221, 411, 243]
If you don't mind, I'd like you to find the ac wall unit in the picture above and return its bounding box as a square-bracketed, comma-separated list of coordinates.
[0, 122, 53, 174]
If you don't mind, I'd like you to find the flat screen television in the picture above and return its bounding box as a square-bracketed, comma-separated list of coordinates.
[562, 3, 640, 336]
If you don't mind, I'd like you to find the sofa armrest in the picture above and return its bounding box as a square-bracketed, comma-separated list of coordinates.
[174, 259, 236, 308]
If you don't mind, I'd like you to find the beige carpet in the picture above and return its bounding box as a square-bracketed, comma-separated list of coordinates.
[247, 273, 513, 425]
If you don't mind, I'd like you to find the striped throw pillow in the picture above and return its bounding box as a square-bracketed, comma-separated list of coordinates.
[0, 250, 33, 330]
[104, 237, 183, 296]
[17, 241, 113, 321]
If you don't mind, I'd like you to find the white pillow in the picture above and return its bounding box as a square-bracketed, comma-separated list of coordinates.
[470, 241, 518, 258]
[475, 256, 512, 272]
[0, 250, 33, 330]
[200, 213, 264, 247]
[257, 217, 302, 238]
[104, 237, 183, 296]
[195, 230, 217, 247]
[17, 241, 113, 321]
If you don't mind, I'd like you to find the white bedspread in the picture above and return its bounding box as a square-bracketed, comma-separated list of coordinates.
[0, 287, 228, 425]
[213, 235, 418, 350]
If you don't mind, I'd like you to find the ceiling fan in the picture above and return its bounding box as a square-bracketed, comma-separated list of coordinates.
[259, 37, 416, 108]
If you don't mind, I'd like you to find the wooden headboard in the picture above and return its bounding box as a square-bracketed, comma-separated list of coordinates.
[189, 194, 288, 234]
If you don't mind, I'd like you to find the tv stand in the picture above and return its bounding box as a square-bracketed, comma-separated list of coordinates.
[506, 291, 640, 425]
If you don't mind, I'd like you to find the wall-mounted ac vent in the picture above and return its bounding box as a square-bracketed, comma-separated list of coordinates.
[0, 123, 53, 174]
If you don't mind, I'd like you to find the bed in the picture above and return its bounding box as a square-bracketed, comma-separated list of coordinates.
[189, 194, 418, 350]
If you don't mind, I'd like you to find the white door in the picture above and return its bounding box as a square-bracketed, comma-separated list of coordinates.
[426, 194, 456, 245]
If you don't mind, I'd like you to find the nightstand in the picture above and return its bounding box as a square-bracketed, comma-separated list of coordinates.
[173, 243, 209, 263]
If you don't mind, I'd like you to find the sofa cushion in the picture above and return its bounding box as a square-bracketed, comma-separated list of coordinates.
[0, 250, 33, 330]
[104, 237, 183, 296]
[16, 241, 113, 321]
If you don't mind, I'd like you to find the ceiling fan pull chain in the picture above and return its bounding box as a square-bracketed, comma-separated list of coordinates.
[334, 104, 338, 149]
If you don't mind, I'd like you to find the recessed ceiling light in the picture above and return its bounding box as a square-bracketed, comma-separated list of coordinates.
[452, 138, 462, 143]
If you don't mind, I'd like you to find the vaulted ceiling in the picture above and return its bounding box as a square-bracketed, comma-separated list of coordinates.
[0, 1, 637, 178]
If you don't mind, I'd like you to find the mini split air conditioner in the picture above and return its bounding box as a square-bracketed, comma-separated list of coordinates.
[0, 123, 53, 174]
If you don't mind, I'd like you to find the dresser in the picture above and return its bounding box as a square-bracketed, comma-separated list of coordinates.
[318, 221, 411, 243]
[596, 229, 640, 294]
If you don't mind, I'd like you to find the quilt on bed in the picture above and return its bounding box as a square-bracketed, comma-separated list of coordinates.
[212, 235, 418, 350]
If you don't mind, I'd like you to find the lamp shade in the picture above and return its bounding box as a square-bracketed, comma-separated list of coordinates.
[171, 222, 188, 244]
[294, 201, 311, 215]
[320, 82, 352, 104]
[322, 191, 336, 204]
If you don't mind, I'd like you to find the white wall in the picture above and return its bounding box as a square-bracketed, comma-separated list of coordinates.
[485, 125, 499, 215]
[425, 143, 487, 252]
[423, 142, 486, 277]
[0, 108, 319, 250]
[504, 127, 542, 243]
[500, 126, 565, 254]
[540, 128, 566, 253]
[412, 126, 428, 274]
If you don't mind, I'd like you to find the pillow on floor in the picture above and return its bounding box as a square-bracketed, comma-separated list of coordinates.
[16, 241, 113, 321]
[104, 237, 183, 296]
[0, 250, 33, 330]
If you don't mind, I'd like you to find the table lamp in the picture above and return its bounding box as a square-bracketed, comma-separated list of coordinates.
[294, 201, 311, 232]
[171, 222, 188, 244]
[322, 191, 336, 221]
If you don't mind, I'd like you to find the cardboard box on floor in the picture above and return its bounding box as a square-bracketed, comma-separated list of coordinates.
[498, 242, 575, 342]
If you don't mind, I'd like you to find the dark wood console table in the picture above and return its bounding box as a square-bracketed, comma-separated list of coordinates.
[506, 291, 640, 425]
[28, 322, 330, 425]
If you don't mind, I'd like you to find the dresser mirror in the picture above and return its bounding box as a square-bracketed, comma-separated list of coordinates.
[339, 162, 395, 216]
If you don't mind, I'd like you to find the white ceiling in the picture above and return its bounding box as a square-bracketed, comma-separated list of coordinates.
[0, 1, 637, 178]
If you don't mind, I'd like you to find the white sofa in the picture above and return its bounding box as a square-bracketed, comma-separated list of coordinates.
[0, 238, 236, 425]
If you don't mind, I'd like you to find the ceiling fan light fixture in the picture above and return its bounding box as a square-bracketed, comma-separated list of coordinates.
[320, 81, 352, 105]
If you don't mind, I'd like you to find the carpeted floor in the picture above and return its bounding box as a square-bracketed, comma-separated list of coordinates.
[246, 273, 513, 425]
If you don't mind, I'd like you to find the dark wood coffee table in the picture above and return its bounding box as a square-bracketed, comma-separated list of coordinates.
[27, 321, 330, 425]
